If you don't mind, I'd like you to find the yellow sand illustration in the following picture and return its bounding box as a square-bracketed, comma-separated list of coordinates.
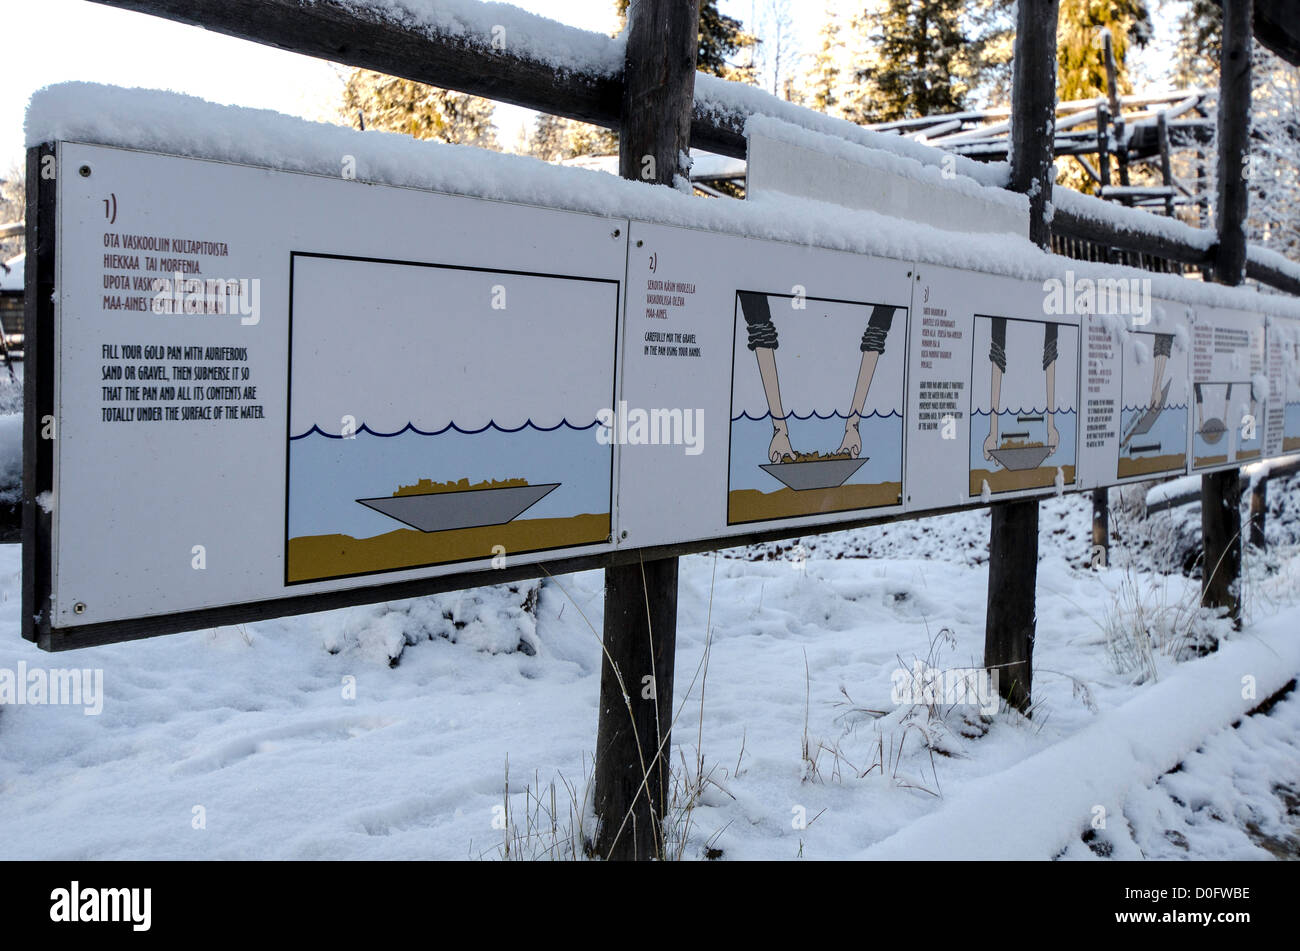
[1194, 454, 1228, 468]
[969, 465, 1075, 496]
[1117, 454, 1186, 479]
[288, 513, 610, 582]
[728, 482, 901, 523]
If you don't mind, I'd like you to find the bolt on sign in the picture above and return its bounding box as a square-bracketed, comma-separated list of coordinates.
[22, 140, 1300, 650]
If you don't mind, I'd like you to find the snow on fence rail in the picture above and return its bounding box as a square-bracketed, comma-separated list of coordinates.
[85, 0, 1300, 297]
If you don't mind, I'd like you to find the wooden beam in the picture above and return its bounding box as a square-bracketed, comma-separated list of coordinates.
[985, 0, 1059, 716]
[1215, 0, 1254, 285]
[1202, 0, 1253, 627]
[86, 0, 1300, 300]
[88, 0, 626, 127]
[593, 0, 697, 863]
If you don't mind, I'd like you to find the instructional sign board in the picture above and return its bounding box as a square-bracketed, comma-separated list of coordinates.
[1077, 301, 1192, 488]
[903, 267, 1080, 510]
[1265, 315, 1300, 458]
[23, 141, 1299, 650]
[30, 143, 628, 646]
[617, 223, 912, 550]
[1188, 307, 1267, 472]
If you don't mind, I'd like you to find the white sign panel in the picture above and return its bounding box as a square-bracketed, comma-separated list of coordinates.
[1264, 315, 1300, 458]
[617, 223, 914, 549]
[1076, 302, 1191, 488]
[1188, 307, 1267, 471]
[48, 143, 627, 631]
[904, 267, 1080, 510]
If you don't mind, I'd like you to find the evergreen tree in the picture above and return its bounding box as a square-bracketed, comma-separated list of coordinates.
[525, 113, 617, 161]
[845, 0, 971, 123]
[1172, 0, 1221, 88]
[342, 69, 498, 149]
[1056, 0, 1152, 103]
[965, 0, 1017, 108]
[807, 5, 845, 114]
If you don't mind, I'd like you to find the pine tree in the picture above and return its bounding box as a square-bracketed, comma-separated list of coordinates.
[845, 0, 971, 123]
[525, 113, 617, 162]
[1056, 0, 1152, 103]
[342, 69, 499, 149]
[807, 5, 844, 114]
[1173, 0, 1221, 88]
[965, 0, 1017, 108]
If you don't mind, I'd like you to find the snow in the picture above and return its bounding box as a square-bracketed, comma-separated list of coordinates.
[2, 470, 1299, 859]
[331, 0, 625, 76]
[1249, 243, 1300, 286]
[25, 82, 1300, 319]
[694, 73, 1012, 189]
[863, 614, 1300, 859]
[0, 254, 22, 293]
[1053, 186, 1217, 252]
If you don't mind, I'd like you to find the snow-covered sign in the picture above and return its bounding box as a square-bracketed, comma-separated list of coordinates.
[22, 136, 1300, 649]
[1075, 302, 1193, 489]
[30, 142, 627, 645]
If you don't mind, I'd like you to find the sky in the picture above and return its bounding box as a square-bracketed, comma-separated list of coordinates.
[0, 0, 809, 180]
[0, 0, 1175, 190]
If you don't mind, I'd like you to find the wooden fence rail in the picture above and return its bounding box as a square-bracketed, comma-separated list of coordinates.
[88, 0, 1300, 298]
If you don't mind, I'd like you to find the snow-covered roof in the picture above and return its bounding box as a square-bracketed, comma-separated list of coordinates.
[23, 82, 1300, 320]
[0, 254, 23, 294]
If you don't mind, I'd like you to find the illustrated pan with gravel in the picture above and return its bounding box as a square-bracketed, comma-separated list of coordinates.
[728, 291, 907, 524]
[968, 315, 1078, 496]
[357, 477, 560, 533]
[285, 256, 616, 583]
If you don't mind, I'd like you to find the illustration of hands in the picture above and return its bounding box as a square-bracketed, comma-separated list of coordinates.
[769, 419, 794, 463]
[838, 414, 861, 458]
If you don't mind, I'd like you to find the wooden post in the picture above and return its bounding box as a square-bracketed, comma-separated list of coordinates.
[1103, 31, 1131, 205]
[1157, 111, 1175, 218]
[986, 0, 1058, 714]
[1096, 102, 1111, 192]
[1249, 475, 1267, 549]
[1201, 0, 1252, 626]
[593, 0, 698, 861]
[1215, 0, 1253, 286]
[1091, 488, 1109, 567]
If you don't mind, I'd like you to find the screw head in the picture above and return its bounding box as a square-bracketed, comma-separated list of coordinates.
[74, 602, 86, 615]
[612, 228, 621, 238]
[620, 530, 628, 539]
[636, 239, 644, 247]
[78, 165, 91, 178]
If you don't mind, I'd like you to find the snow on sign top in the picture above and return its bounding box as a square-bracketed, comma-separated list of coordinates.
[333, 0, 626, 75]
[23, 81, 1300, 321]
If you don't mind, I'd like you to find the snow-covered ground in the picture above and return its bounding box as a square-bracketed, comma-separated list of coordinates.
[2, 457, 1298, 860]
